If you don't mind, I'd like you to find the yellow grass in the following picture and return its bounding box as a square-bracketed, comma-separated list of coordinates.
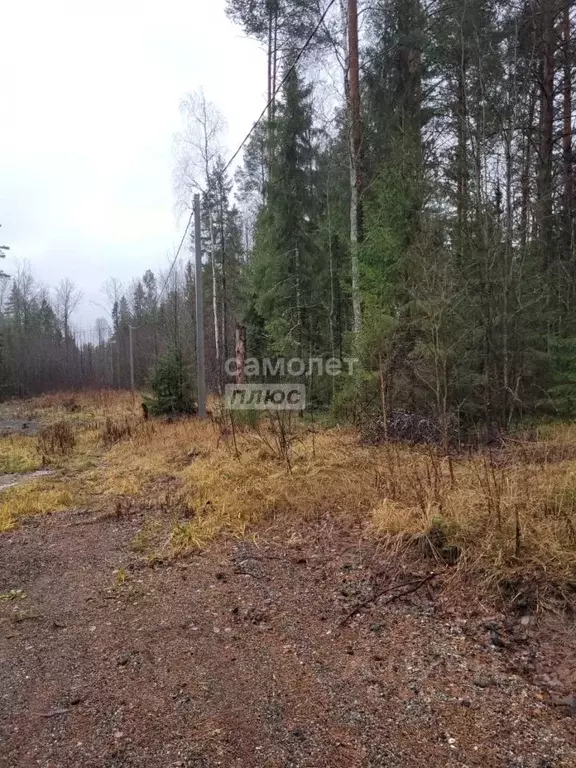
[0, 390, 575, 603]
[0, 435, 42, 474]
[0, 480, 73, 532]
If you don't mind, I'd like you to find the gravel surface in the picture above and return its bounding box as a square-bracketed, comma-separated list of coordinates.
[1, 509, 575, 767]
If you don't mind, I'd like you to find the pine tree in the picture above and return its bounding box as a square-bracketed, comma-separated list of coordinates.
[250, 64, 317, 358]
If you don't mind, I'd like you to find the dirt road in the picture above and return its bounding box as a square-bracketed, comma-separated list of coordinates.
[1, 508, 575, 767]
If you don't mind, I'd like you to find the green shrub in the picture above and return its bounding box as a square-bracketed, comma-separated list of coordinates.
[145, 348, 195, 416]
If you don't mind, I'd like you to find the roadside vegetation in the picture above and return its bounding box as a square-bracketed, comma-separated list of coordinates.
[1, 390, 575, 612]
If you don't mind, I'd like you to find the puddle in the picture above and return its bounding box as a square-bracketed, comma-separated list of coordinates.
[0, 469, 55, 492]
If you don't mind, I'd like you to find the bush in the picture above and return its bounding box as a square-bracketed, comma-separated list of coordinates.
[62, 396, 81, 413]
[37, 420, 76, 456]
[100, 416, 134, 446]
[145, 348, 195, 417]
[332, 369, 380, 425]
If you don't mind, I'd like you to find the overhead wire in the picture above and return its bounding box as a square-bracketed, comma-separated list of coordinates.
[157, 0, 338, 302]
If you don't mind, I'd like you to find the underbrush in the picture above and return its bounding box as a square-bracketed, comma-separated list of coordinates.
[37, 420, 76, 456]
[1, 392, 576, 609]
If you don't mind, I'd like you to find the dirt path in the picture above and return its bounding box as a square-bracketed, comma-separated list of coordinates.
[1, 509, 575, 768]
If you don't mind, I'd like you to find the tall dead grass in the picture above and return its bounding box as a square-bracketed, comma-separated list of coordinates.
[1, 392, 576, 606]
[168, 423, 576, 606]
[0, 480, 73, 532]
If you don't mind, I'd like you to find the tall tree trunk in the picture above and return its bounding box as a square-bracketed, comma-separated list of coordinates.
[295, 246, 303, 352]
[327, 174, 337, 398]
[537, 0, 556, 266]
[563, 1, 573, 263]
[347, 0, 363, 335]
[235, 324, 246, 384]
[267, 2, 274, 169]
[267, 2, 273, 122]
[456, 58, 468, 261]
[521, 83, 538, 251]
[272, 3, 279, 124]
[218, 176, 228, 370]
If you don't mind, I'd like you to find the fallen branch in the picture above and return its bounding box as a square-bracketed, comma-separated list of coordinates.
[339, 573, 438, 627]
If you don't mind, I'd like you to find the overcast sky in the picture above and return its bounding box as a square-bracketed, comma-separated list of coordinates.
[1, 0, 265, 327]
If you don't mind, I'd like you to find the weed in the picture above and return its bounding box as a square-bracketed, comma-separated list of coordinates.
[12, 609, 40, 623]
[37, 421, 75, 457]
[100, 416, 135, 446]
[0, 588, 27, 600]
[0, 435, 41, 473]
[130, 519, 162, 555]
[62, 396, 81, 413]
[114, 568, 129, 586]
[3, 392, 576, 609]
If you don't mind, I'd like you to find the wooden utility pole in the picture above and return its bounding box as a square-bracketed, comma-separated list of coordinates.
[194, 194, 207, 419]
[128, 325, 135, 397]
[347, 0, 363, 335]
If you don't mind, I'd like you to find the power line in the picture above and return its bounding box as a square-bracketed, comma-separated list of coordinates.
[157, 0, 338, 302]
[157, 211, 195, 303]
[221, 0, 338, 176]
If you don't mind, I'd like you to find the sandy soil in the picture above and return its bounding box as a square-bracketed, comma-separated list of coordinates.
[1, 507, 575, 768]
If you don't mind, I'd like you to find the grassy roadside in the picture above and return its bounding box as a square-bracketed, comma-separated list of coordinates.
[1, 390, 575, 609]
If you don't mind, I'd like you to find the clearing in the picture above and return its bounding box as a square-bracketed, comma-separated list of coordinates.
[0, 392, 575, 767]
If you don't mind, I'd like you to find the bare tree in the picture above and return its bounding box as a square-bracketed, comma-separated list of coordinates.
[102, 277, 124, 309]
[174, 90, 226, 378]
[0, 224, 10, 278]
[94, 317, 111, 346]
[55, 278, 83, 343]
[0, 275, 9, 312]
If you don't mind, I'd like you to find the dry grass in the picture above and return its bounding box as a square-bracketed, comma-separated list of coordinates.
[0, 389, 138, 425]
[0, 480, 73, 532]
[37, 420, 76, 457]
[1, 391, 576, 607]
[0, 435, 42, 474]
